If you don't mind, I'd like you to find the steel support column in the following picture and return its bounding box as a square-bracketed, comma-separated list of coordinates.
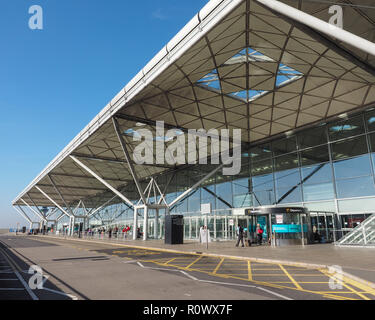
[35, 186, 73, 221]
[70, 155, 134, 208]
[20, 198, 47, 223]
[112, 117, 146, 204]
[133, 206, 139, 240]
[48, 174, 75, 216]
[14, 206, 33, 224]
[154, 209, 159, 240]
[143, 206, 148, 241]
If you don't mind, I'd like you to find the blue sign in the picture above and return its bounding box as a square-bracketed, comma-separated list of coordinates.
[272, 224, 308, 233]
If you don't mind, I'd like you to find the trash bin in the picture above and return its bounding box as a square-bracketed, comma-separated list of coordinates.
[165, 215, 183, 245]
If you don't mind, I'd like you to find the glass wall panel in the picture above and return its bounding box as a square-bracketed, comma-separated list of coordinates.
[233, 194, 252, 207]
[251, 158, 272, 176]
[253, 190, 275, 206]
[233, 177, 250, 195]
[274, 152, 299, 171]
[276, 186, 302, 204]
[201, 184, 216, 211]
[303, 183, 335, 201]
[272, 136, 297, 156]
[301, 163, 332, 184]
[365, 110, 375, 133]
[331, 136, 368, 160]
[368, 132, 375, 153]
[275, 169, 300, 200]
[328, 115, 364, 141]
[304, 201, 336, 212]
[300, 145, 330, 166]
[188, 187, 200, 213]
[298, 125, 327, 149]
[338, 197, 375, 213]
[251, 173, 274, 205]
[215, 179, 233, 209]
[336, 176, 375, 198]
[249, 143, 272, 161]
[333, 154, 372, 179]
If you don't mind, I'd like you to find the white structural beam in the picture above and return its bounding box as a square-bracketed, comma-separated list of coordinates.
[88, 195, 118, 218]
[57, 212, 67, 222]
[26, 193, 48, 220]
[14, 206, 32, 224]
[48, 174, 75, 216]
[73, 200, 82, 215]
[35, 186, 73, 219]
[70, 155, 134, 208]
[255, 0, 375, 57]
[168, 164, 224, 208]
[46, 207, 59, 218]
[20, 198, 47, 222]
[112, 117, 146, 204]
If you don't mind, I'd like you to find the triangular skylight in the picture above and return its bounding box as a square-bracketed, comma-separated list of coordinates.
[196, 47, 303, 103]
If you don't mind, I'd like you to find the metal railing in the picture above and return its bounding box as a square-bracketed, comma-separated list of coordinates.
[337, 214, 375, 246]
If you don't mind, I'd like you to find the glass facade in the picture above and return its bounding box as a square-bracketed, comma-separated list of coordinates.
[163, 109, 375, 215]
[79, 108, 375, 239]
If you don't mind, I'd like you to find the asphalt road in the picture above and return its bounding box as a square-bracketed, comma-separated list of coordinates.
[0, 234, 374, 300]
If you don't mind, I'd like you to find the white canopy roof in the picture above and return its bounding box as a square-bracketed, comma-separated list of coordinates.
[13, 0, 375, 208]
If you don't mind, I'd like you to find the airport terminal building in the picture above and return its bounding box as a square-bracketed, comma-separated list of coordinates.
[12, 0, 375, 246]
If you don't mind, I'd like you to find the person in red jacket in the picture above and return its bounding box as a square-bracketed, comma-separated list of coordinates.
[123, 225, 131, 239]
[256, 223, 263, 245]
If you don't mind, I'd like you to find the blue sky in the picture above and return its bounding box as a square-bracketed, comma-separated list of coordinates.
[0, 0, 208, 228]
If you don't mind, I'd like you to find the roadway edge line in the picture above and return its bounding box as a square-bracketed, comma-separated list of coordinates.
[33, 235, 375, 290]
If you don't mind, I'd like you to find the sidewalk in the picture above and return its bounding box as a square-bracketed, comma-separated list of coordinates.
[40, 235, 375, 286]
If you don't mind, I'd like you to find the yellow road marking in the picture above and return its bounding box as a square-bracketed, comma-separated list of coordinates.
[165, 257, 177, 265]
[248, 261, 252, 281]
[147, 259, 352, 297]
[145, 259, 361, 300]
[31, 236, 374, 300]
[320, 269, 370, 300]
[340, 274, 375, 297]
[279, 264, 303, 290]
[212, 258, 225, 275]
[184, 256, 203, 269]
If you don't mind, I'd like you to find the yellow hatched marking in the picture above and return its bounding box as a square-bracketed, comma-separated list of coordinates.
[165, 257, 177, 265]
[279, 264, 303, 290]
[320, 269, 370, 300]
[212, 258, 225, 275]
[253, 274, 296, 276]
[340, 275, 375, 297]
[248, 261, 252, 281]
[184, 255, 203, 269]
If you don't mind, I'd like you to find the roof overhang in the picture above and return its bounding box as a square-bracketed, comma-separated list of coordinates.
[12, 0, 375, 208]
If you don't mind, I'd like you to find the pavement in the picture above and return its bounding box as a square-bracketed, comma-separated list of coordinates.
[46, 234, 375, 287]
[0, 233, 374, 300]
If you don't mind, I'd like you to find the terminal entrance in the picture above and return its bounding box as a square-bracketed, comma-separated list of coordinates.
[244, 207, 312, 246]
[237, 215, 271, 245]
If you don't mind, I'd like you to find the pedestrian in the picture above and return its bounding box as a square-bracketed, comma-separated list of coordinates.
[125, 225, 130, 239]
[108, 227, 112, 239]
[256, 223, 263, 245]
[235, 224, 244, 247]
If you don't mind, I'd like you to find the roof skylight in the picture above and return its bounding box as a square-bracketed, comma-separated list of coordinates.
[196, 47, 303, 103]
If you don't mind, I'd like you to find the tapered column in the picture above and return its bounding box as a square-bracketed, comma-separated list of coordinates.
[154, 209, 159, 239]
[133, 207, 138, 240]
[143, 206, 148, 241]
